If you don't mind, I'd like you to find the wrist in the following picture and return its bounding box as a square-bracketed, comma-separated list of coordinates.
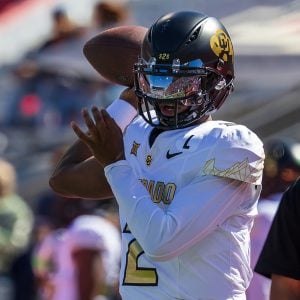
[119, 87, 138, 109]
[106, 99, 137, 132]
[98, 152, 125, 168]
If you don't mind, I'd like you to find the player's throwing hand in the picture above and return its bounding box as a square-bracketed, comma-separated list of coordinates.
[71, 107, 125, 167]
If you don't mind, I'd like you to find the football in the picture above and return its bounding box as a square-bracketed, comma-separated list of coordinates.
[83, 25, 148, 87]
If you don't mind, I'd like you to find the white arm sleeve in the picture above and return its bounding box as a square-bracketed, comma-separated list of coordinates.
[104, 160, 258, 261]
[106, 99, 137, 132]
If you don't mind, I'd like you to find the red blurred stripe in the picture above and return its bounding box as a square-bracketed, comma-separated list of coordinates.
[0, 0, 54, 24]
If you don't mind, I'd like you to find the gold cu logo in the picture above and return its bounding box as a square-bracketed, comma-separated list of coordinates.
[146, 155, 152, 166]
[210, 29, 233, 62]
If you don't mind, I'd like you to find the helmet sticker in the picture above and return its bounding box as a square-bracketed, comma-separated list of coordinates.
[210, 29, 233, 62]
[158, 53, 170, 60]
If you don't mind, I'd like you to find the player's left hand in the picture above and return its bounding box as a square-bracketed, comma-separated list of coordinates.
[71, 106, 125, 167]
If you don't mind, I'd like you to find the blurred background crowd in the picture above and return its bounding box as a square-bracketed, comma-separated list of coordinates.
[0, 0, 300, 299]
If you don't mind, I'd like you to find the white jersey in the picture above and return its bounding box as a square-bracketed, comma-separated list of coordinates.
[104, 116, 264, 300]
[34, 215, 121, 300]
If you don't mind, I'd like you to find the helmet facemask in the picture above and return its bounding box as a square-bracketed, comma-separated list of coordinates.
[134, 57, 233, 130]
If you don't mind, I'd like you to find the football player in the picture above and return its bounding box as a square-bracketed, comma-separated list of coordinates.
[50, 11, 265, 299]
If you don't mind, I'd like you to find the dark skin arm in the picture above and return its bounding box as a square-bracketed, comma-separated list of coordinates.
[73, 249, 104, 300]
[50, 139, 110, 199]
[49, 87, 137, 199]
[270, 274, 300, 300]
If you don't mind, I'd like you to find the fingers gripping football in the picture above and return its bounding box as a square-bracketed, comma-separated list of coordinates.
[71, 108, 125, 167]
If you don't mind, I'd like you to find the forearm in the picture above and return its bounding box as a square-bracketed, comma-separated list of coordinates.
[271, 275, 300, 300]
[49, 94, 137, 199]
[73, 249, 104, 300]
[49, 139, 112, 199]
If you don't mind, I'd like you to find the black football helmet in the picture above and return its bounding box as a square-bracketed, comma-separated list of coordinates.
[134, 11, 234, 130]
[261, 138, 300, 198]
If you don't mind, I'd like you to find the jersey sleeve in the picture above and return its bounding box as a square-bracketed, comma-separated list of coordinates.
[105, 160, 260, 261]
[203, 124, 264, 185]
[254, 179, 300, 279]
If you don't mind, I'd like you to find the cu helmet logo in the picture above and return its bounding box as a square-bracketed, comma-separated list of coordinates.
[210, 29, 234, 62]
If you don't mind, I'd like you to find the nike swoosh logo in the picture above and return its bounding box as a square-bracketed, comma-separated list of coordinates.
[166, 150, 183, 159]
[166, 135, 194, 159]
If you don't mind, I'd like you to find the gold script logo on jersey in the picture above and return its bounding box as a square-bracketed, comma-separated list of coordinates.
[210, 29, 233, 63]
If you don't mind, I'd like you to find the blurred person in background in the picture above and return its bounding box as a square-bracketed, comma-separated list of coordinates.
[33, 198, 121, 300]
[0, 159, 34, 300]
[91, 1, 130, 32]
[9, 146, 70, 300]
[83, 0, 134, 109]
[254, 177, 300, 300]
[247, 138, 300, 300]
[39, 7, 83, 52]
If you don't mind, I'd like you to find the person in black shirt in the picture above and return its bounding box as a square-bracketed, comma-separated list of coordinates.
[255, 177, 300, 300]
[247, 138, 300, 300]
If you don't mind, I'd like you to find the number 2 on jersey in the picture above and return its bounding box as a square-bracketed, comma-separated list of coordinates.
[122, 226, 158, 285]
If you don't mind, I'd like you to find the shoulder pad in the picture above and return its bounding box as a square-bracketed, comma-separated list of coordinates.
[202, 123, 265, 184]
